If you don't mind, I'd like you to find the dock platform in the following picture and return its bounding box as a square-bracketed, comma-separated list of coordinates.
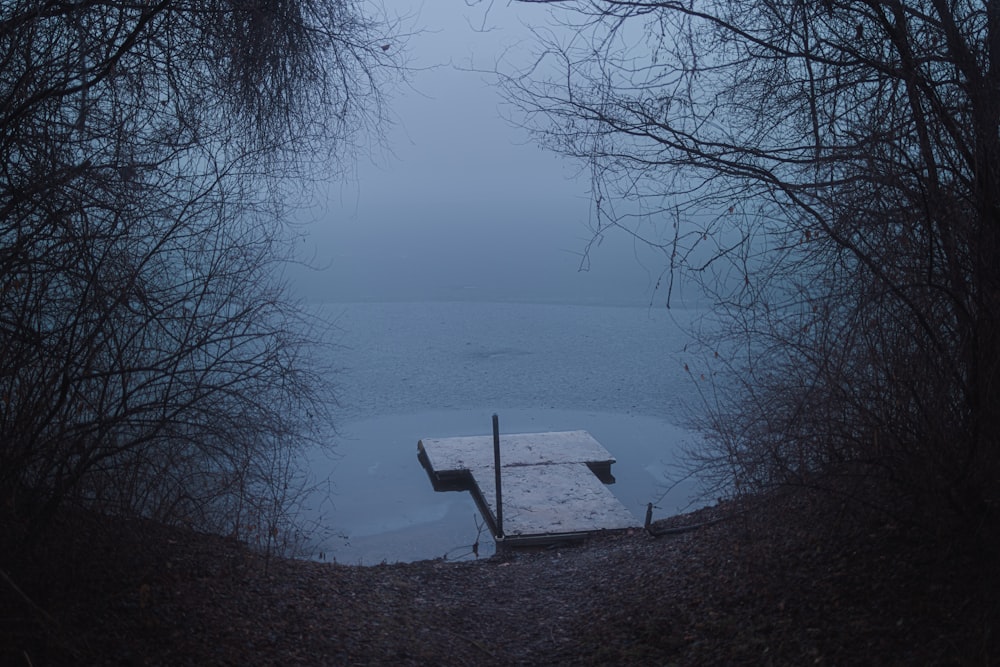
[417, 430, 638, 545]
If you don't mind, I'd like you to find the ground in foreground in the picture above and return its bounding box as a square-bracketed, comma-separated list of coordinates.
[2, 491, 996, 665]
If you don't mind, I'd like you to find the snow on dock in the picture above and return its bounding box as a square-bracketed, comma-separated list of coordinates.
[417, 429, 638, 545]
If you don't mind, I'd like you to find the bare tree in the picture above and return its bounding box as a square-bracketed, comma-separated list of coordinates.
[0, 1, 401, 542]
[500, 0, 1000, 541]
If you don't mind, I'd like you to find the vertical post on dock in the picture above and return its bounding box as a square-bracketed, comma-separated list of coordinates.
[492, 413, 504, 539]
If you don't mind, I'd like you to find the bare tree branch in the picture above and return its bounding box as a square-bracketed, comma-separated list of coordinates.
[501, 0, 1000, 540]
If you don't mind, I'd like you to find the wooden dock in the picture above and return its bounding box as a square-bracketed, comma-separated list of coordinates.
[417, 429, 638, 546]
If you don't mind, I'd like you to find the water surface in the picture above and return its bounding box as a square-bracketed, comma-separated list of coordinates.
[300, 302, 710, 563]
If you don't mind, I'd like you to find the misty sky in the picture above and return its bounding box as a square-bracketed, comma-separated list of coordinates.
[290, 2, 676, 306]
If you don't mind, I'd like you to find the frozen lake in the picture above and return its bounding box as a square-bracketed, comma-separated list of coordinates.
[298, 301, 712, 564]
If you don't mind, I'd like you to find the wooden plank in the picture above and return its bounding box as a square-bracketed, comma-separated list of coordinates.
[417, 429, 637, 544]
[471, 462, 637, 537]
[417, 430, 615, 478]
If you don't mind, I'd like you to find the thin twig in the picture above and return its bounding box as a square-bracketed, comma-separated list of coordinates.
[442, 626, 497, 659]
[0, 567, 59, 628]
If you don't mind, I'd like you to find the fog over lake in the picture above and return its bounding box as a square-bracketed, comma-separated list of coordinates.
[289, 1, 698, 310]
[289, 3, 712, 563]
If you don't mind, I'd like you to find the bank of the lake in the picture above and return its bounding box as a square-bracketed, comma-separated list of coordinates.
[4, 489, 994, 666]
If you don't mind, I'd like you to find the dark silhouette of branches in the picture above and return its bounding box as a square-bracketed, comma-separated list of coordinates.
[501, 0, 1000, 544]
[0, 1, 400, 543]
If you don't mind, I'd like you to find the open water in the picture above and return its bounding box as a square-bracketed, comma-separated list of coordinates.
[299, 301, 712, 564]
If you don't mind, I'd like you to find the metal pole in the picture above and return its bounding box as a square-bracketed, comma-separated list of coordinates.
[492, 413, 503, 539]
